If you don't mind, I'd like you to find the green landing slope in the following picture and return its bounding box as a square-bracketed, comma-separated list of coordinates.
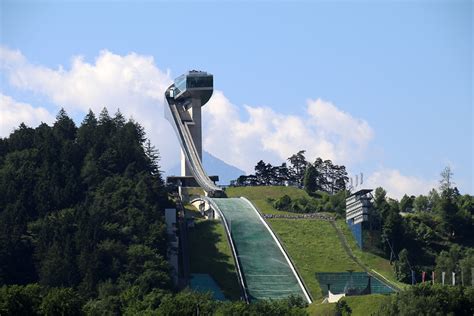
[211, 197, 310, 302]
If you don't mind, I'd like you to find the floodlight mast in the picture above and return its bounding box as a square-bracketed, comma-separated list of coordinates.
[164, 71, 223, 196]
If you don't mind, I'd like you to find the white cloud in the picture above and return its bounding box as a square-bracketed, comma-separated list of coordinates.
[0, 94, 55, 137]
[203, 93, 374, 173]
[1, 46, 375, 173]
[1, 46, 179, 169]
[365, 168, 437, 199]
[1, 46, 441, 194]
[1, 47, 171, 111]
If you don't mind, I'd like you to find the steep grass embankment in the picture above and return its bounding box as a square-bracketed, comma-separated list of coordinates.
[268, 219, 363, 300]
[185, 205, 241, 300]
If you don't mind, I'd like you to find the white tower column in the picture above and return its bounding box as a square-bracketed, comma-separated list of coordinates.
[181, 98, 202, 176]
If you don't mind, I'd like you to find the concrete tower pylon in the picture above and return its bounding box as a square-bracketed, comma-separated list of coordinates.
[181, 97, 202, 176]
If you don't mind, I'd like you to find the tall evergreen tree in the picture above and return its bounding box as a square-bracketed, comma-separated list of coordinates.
[439, 166, 454, 194]
[53, 108, 76, 141]
[144, 139, 161, 176]
[287, 150, 308, 186]
[303, 164, 318, 194]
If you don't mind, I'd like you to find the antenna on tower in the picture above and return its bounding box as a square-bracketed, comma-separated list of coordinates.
[355, 175, 359, 187]
[360, 172, 363, 185]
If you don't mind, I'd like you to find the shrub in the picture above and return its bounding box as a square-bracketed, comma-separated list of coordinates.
[274, 195, 292, 211]
[40, 287, 82, 316]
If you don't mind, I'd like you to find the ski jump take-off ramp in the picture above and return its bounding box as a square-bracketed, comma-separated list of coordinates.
[165, 71, 312, 303]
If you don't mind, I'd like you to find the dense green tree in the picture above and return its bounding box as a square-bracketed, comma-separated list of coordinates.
[427, 188, 441, 210]
[254, 160, 272, 185]
[309, 158, 347, 194]
[439, 166, 454, 194]
[0, 284, 42, 316]
[373, 187, 388, 209]
[144, 139, 161, 176]
[287, 150, 308, 186]
[276, 163, 291, 184]
[378, 284, 473, 316]
[113, 109, 126, 129]
[413, 195, 430, 212]
[0, 109, 171, 308]
[459, 249, 474, 286]
[395, 249, 411, 283]
[248, 295, 308, 316]
[381, 203, 404, 261]
[399, 194, 415, 213]
[434, 245, 461, 284]
[274, 195, 292, 211]
[7, 123, 35, 152]
[303, 164, 318, 194]
[77, 110, 98, 152]
[435, 191, 459, 239]
[53, 108, 77, 142]
[40, 287, 82, 316]
[232, 152, 347, 192]
[335, 300, 352, 316]
[157, 290, 216, 316]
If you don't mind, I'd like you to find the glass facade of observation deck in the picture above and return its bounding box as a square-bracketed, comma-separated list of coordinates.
[187, 75, 213, 88]
[174, 72, 213, 95]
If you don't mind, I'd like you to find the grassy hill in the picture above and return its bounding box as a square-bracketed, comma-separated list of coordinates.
[225, 186, 313, 215]
[226, 185, 400, 312]
[307, 294, 390, 316]
[268, 219, 363, 300]
[185, 205, 241, 300]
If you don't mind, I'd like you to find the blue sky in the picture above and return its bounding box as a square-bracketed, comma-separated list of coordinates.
[0, 0, 472, 197]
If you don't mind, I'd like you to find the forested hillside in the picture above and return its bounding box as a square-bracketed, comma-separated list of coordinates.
[0, 109, 310, 315]
[0, 109, 172, 313]
[0, 109, 472, 315]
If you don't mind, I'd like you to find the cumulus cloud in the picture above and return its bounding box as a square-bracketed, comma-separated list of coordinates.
[1, 46, 179, 169]
[1, 46, 440, 194]
[203, 93, 374, 172]
[365, 168, 437, 199]
[0, 94, 55, 137]
[1, 47, 171, 111]
[1, 45, 376, 174]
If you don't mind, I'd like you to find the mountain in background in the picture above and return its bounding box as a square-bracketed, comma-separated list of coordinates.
[165, 151, 246, 185]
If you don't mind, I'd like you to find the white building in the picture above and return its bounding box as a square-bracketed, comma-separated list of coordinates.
[346, 189, 373, 224]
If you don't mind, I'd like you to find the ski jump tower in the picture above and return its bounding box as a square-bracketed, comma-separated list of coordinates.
[165, 71, 221, 195]
[174, 72, 209, 176]
[164, 71, 313, 303]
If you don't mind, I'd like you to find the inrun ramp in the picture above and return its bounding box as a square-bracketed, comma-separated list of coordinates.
[210, 197, 312, 303]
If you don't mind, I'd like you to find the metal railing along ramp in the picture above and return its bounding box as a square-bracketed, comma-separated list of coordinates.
[205, 197, 312, 303]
